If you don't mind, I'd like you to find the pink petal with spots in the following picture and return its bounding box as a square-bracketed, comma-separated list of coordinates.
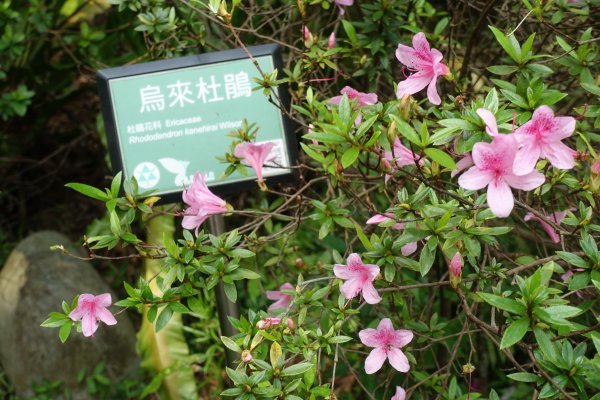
[365, 347, 387, 374]
[487, 179, 514, 218]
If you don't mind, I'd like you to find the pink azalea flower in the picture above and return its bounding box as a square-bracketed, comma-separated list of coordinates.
[395, 32, 449, 105]
[359, 318, 413, 374]
[266, 282, 294, 312]
[69, 293, 117, 337]
[333, 253, 381, 304]
[383, 138, 421, 183]
[182, 172, 229, 235]
[329, 86, 378, 107]
[366, 213, 418, 256]
[513, 106, 576, 175]
[328, 32, 336, 49]
[524, 209, 569, 243]
[391, 386, 406, 400]
[458, 135, 545, 218]
[329, 86, 378, 125]
[449, 252, 462, 277]
[592, 160, 600, 174]
[234, 141, 277, 183]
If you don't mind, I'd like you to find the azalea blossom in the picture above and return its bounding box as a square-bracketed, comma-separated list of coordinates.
[266, 282, 294, 312]
[524, 209, 569, 243]
[513, 105, 576, 175]
[234, 141, 276, 184]
[366, 213, 418, 256]
[383, 138, 421, 183]
[396, 32, 449, 105]
[69, 293, 117, 337]
[329, 86, 378, 107]
[182, 172, 229, 235]
[391, 386, 406, 400]
[333, 0, 353, 14]
[333, 253, 381, 304]
[359, 318, 413, 374]
[458, 135, 545, 218]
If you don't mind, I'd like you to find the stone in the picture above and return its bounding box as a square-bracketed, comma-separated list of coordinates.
[0, 231, 138, 399]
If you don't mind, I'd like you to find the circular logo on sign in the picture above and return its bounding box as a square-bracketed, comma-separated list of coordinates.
[133, 162, 160, 189]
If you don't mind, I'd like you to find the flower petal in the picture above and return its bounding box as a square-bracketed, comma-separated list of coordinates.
[543, 141, 576, 170]
[97, 307, 117, 326]
[458, 167, 493, 190]
[361, 281, 382, 304]
[513, 143, 541, 175]
[546, 116, 575, 141]
[364, 347, 387, 374]
[401, 242, 418, 256]
[487, 179, 514, 218]
[426, 75, 441, 105]
[333, 264, 354, 280]
[396, 73, 432, 99]
[387, 348, 410, 372]
[476, 108, 498, 136]
[359, 328, 381, 347]
[393, 329, 414, 348]
[391, 386, 407, 400]
[377, 318, 395, 332]
[504, 170, 545, 191]
[82, 314, 99, 337]
[340, 279, 362, 300]
[96, 293, 112, 308]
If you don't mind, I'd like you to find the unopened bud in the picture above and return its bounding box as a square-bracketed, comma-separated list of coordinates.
[295, 257, 305, 268]
[449, 251, 462, 289]
[399, 96, 412, 120]
[286, 318, 295, 330]
[387, 119, 397, 143]
[590, 160, 600, 193]
[303, 26, 314, 47]
[256, 317, 281, 330]
[328, 32, 336, 49]
[241, 350, 253, 363]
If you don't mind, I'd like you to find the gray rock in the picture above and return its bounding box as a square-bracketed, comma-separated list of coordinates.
[0, 231, 138, 399]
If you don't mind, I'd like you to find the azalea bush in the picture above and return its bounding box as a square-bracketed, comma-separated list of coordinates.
[40, 0, 600, 399]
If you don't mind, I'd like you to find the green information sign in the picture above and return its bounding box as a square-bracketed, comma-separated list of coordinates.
[97, 44, 296, 202]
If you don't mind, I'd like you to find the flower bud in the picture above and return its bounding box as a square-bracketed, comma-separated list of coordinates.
[303, 26, 314, 47]
[241, 350, 253, 363]
[256, 317, 281, 330]
[591, 160, 600, 193]
[449, 251, 462, 288]
[328, 32, 336, 49]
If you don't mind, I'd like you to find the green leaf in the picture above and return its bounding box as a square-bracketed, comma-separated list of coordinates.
[155, 306, 173, 333]
[65, 182, 109, 201]
[500, 317, 529, 349]
[424, 148, 456, 170]
[391, 115, 421, 147]
[281, 362, 314, 376]
[221, 335, 242, 352]
[477, 293, 526, 315]
[340, 146, 360, 168]
[354, 223, 375, 251]
[110, 171, 122, 197]
[341, 20, 356, 44]
[507, 372, 543, 383]
[223, 282, 237, 303]
[489, 26, 520, 62]
[581, 82, 600, 96]
[487, 65, 519, 75]
[304, 132, 347, 144]
[419, 236, 438, 276]
[59, 322, 72, 343]
[533, 327, 557, 362]
[229, 268, 261, 280]
[329, 335, 353, 344]
[544, 305, 582, 319]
